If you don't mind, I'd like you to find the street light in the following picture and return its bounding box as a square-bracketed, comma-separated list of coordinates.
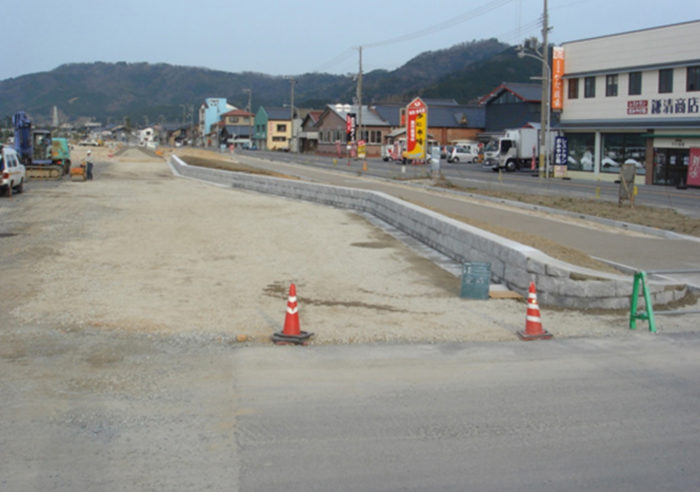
[518, 46, 551, 177]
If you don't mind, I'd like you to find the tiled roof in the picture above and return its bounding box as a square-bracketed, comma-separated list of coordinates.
[326, 104, 390, 127]
[372, 103, 485, 128]
[479, 82, 542, 104]
[221, 109, 254, 117]
[265, 107, 293, 120]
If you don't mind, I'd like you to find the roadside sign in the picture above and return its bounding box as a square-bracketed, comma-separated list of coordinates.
[346, 113, 356, 142]
[403, 97, 427, 160]
[554, 136, 568, 165]
[688, 148, 700, 187]
[358, 140, 366, 159]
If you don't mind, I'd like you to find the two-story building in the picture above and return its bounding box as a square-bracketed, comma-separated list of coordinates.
[198, 98, 236, 146]
[559, 20, 700, 186]
[216, 109, 255, 148]
[254, 107, 293, 151]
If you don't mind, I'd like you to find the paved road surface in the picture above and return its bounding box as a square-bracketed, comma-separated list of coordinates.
[235, 335, 700, 491]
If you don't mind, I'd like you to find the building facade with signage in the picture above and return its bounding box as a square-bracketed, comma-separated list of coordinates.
[559, 20, 700, 186]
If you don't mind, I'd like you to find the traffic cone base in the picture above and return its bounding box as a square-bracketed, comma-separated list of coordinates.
[517, 282, 553, 341]
[272, 283, 314, 345]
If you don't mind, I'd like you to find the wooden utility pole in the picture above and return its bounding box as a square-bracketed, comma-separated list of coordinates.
[289, 77, 295, 152]
[357, 46, 363, 145]
[538, 0, 549, 178]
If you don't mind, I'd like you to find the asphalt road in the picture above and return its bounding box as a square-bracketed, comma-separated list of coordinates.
[234, 335, 700, 491]
[243, 150, 700, 218]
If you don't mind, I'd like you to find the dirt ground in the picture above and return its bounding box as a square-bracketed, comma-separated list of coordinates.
[2, 145, 670, 346]
[2, 145, 699, 490]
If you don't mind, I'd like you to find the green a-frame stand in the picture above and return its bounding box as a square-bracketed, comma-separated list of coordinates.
[629, 271, 656, 333]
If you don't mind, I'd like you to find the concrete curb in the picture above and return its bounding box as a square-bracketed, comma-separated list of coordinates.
[169, 155, 688, 310]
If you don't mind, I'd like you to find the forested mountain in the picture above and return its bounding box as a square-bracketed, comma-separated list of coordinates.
[0, 38, 541, 126]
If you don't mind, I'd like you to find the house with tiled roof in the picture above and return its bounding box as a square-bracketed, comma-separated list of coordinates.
[372, 99, 485, 144]
[216, 109, 255, 147]
[309, 104, 391, 157]
[478, 82, 557, 133]
[298, 110, 324, 153]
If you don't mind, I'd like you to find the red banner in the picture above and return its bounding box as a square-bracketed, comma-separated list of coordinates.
[404, 97, 427, 159]
[688, 148, 700, 187]
[551, 47, 564, 111]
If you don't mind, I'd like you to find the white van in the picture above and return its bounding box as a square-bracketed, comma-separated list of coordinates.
[1, 146, 26, 196]
[447, 141, 479, 163]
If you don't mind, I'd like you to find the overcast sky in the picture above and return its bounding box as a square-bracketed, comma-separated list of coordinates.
[3, 0, 700, 81]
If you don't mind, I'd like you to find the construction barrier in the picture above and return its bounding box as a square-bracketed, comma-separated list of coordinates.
[630, 270, 700, 333]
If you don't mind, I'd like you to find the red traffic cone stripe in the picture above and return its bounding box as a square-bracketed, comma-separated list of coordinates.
[517, 282, 553, 341]
[283, 284, 300, 336]
[272, 283, 313, 345]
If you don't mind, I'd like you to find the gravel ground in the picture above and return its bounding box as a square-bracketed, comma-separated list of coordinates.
[2, 146, 699, 491]
[1, 147, 659, 344]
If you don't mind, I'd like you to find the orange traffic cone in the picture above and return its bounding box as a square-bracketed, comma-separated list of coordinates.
[517, 282, 553, 341]
[271, 283, 313, 345]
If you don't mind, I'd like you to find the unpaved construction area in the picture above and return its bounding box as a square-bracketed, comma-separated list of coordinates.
[2, 147, 653, 344]
[1, 148, 698, 490]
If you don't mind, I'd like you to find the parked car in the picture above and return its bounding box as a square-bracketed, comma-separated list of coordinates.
[0, 145, 26, 196]
[447, 142, 479, 163]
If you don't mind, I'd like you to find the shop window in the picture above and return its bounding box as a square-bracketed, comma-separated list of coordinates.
[628, 72, 642, 95]
[601, 133, 646, 175]
[687, 66, 700, 91]
[659, 69, 673, 94]
[605, 74, 618, 97]
[565, 133, 595, 172]
[568, 78, 579, 99]
[584, 76, 596, 98]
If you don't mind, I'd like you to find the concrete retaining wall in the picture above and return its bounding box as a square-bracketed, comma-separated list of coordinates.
[169, 155, 687, 309]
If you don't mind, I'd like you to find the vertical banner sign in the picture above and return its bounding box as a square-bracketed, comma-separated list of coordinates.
[688, 148, 700, 187]
[553, 136, 568, 178]
[551, 47, 565, 111]
[404, 97, 427, 160]
[554, 136, 568, 165]
[346, 113, 356, 143]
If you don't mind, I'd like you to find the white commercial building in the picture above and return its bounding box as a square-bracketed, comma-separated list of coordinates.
[559, 20, 700, 186]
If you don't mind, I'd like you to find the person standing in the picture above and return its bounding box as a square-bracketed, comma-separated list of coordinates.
[86, 150, 94, 180]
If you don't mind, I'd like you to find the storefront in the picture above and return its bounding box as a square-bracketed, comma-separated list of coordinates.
[649, 134, 700, 187]
[558, 21, 700, 187]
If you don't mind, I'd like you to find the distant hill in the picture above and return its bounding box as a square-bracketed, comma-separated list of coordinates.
[0, 39, 541, 126]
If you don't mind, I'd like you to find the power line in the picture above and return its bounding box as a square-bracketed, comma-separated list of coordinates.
[309, 0, 517, 73]
[364, 0, 516, 49]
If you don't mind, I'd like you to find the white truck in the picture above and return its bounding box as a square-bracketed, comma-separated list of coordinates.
[491, 127, 560, 172]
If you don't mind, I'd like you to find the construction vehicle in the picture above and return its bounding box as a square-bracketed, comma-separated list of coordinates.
[12, 112, 71, 180]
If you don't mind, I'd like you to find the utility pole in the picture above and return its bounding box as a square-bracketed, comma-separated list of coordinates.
[538, 0, 549, 178]
[357, 46, 363, 147]
[289, 77, 295, 152]
[243, 88, 252, 148]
